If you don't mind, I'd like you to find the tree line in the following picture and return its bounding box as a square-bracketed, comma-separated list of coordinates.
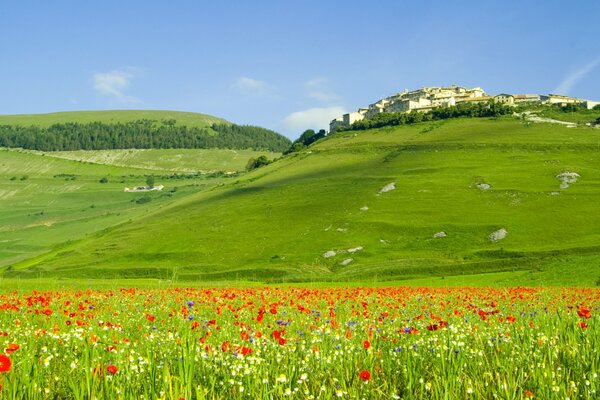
[0, 120, 291, 152]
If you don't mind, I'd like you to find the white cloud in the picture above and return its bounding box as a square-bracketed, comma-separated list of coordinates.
[282, 106, 346, 135]
[306, 77, 339, 102]
[233, 76, 271, 94]
[93, 67, 141, 104]
[554, 57, 600, 95]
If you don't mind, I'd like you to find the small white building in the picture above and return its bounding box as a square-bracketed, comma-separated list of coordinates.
[494, 94, 515, 105]
[343, 111, 366, 126]
[547, 94, 581, 106]
[124, 185, 164, 193]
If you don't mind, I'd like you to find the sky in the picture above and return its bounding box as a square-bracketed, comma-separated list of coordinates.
[1, 1, 599, 139]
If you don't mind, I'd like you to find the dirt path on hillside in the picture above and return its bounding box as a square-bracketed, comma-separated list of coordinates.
[519, 111, 577, 127]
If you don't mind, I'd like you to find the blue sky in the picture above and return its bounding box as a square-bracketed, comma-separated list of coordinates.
[1, 1, 599, 138]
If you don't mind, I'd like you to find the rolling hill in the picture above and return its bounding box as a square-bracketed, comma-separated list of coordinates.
[0, 109, 287, 269]
[0, 147, 279, 268]
[6, 115, 600, 286]
[0, 110, 226, 127]
[0, 109, 291, 152]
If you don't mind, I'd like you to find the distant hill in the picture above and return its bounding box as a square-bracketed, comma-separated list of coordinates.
[0, 110, 226, 127]
[0, 110, 291, 152]
[8, 115, 600, 286]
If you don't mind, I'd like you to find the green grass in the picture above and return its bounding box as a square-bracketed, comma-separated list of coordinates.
[0, 147, 248, 268]
[0, 109, 227, 127]
[33, 148, 281, 173]
[6, 116, 600, 285]
[536, 106, 600, 123]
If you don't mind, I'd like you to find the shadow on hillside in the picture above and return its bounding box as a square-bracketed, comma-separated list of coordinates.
[182, 154, 389, 207]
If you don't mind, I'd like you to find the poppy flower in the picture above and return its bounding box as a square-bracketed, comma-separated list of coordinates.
[0, 355, 12, 373]
[363, 340, 371, 349]
[5, 343, 19, 355]
[221, 341, 230, 352]
[578, 307, 592, 319]
[240, 347, 252, 356]
[359, 370, 371, 382]
[106, 364, 118, 375]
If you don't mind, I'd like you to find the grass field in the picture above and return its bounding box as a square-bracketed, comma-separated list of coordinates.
[34, 148, 281, 173]
[0, 110, 227, 127]
[5, 116, 600, 286]
[535, 106, 600, 124]
[0, 147, 258, 268]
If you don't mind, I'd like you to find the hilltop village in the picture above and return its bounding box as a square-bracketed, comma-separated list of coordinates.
[330, 85, 600, 132]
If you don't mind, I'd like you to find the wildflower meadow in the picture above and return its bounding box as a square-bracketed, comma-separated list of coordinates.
[0, 286, 597, 399]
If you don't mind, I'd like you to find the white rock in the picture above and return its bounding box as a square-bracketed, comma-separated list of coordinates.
[336, 228, 347, 233]
[477, 183, 491, 191]
[433, 231, 447, 238]
[556, 171, 580, 189]
[550, 191, 560, 196]
[323, 251, 337, 258]
[360, 206, 369, 211]
[489, 228, 508, 242]
[339, 258, 353, 266]
[379, 182, 396, 193]
[347, 246, 363, 253]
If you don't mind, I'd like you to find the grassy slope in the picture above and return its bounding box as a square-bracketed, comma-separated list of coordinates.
[536, 106, 600, 123]
[0, 148, 248, 267]
[8, 116, 600, 286]
[0, 110, 227, 127]
[33, 148, 281, 173]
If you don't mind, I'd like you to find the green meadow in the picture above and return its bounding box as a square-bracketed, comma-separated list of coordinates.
[3, 115, 600, 286]
[0, 109, 226, 127]
[0, 147, 278, 269]
[40, 148, 280, 173]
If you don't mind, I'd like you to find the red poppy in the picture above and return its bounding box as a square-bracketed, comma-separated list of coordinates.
[579, 321, 588, 329]
[363, 340, 370, 349]
[524, 389, 534, 397]
[240, 347, 252, 356]
[106, 364, 118, 375]
[578, 307, 592, 319]
[0, 355, 12, 373]
[5, 343, 19, 355]
[359, 370, 371, 382]
[221, 341, 230, 352]
[506, 316, 516, 323]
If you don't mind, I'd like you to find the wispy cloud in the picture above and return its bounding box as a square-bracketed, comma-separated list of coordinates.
[306, 77, 340, 102]
[93, 67, 141, 104]
[282, 106, 346, 135]
[233, 76, 272, 94]
[554, 57, 600, 95]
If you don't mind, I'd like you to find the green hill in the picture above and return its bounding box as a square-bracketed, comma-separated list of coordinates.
[6, 115, 600, 286]
[0, 146, 280, 268]
[0, 110, 291, 152]
[0, 110, 226, 127]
